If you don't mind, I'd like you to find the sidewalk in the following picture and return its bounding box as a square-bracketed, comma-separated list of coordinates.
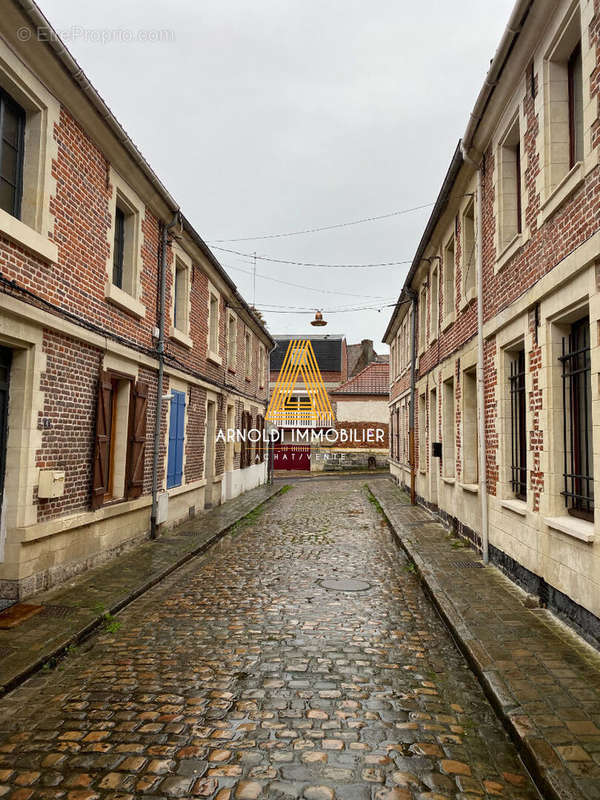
[0, 482, 281, 697]
[368, 478, 600, 800]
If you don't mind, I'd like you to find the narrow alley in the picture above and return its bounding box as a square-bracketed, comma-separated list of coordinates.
[0, 479, 537, 799]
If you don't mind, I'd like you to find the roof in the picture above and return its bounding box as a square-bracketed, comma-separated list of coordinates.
[330, 362, 389, 396]
[382, 142, 463, 344]
[270, 336, 344, 373]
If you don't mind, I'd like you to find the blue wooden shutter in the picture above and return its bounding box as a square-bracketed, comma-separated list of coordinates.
[167, 390, 185, 488]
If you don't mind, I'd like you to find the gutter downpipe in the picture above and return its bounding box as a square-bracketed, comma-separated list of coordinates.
[461, 143, 488, 564]
[407, 288, 418, 505]
[150, 212, 180, 540]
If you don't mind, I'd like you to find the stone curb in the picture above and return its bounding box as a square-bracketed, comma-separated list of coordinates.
[367, 481, 584, 800]
[0, 484, 283, 699]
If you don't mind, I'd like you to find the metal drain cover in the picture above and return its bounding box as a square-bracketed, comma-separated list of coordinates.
[320, 578, 371, 592]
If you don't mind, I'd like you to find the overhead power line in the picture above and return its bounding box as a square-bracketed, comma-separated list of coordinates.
[213, 245, 412, 268]
[224, 262, 388, 299]
[209, 202, 434, 243]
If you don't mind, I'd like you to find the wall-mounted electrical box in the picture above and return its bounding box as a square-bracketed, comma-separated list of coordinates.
[38, 470, 65, 498]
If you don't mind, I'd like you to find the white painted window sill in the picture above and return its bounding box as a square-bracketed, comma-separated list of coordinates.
[495, 232, 523, 274]
[0, 208, 58, 264]
[544, 515, 594, 543]
[105, 282, 146, 319]
[460, 482, 479, 494]
[169, 326, 193, 349]
[441, 311, 455, 332]
[540, 161, 584, 223]
[501, 498, 527, 516]
[207, 350, 222, 366]
[441, 475, 455, 485]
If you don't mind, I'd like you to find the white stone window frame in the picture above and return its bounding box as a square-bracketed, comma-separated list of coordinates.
[460, 193, 478, 308]
[418, 282, 427, 356]
[429, 258, 440, 345]
[227, 310, 237, 372]
[544, 289, 597, 539]
[418, 391, 427, 474]
[538, 0, 596, 224]
[493, 80, 529, 275]
[245, 329, 252, 380]
[460, 347, 479, 492]
[441, 360, 456, 481]
[0, 39, 59, 265]
[169, 244, 192, 349]
[441, 231, 456, 331]
[105, 168, 146, 319]
[258, 344, 265, 389]
[496, 320, 529, 510]
[207, 282, 222, 365]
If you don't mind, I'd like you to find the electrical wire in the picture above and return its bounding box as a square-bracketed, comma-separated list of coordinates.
[224, 262, 389, 299]
[212, 245, 412, 268]
[209, 202, 435, 243]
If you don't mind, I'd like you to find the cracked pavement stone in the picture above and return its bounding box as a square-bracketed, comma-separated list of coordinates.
[0, 479, 539, 799]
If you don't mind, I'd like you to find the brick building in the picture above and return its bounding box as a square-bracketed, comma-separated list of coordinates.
[0, 1, 273, 607]
[385, 0, 600, 642]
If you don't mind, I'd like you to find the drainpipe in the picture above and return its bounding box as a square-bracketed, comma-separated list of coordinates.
[150, 212, 180, 540]
[462, 143, 488, 564]
[407, 288, 418, 505]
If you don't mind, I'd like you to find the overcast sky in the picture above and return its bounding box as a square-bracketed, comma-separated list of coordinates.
[41, 0, 514, 349]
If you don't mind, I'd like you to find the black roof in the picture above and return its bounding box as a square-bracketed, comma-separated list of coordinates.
[270, 337, 343, 372]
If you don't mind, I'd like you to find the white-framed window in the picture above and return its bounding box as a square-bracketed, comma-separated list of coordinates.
[462, 198, 477, 299]
[442, 376, 455, 478]
[207, 284, 221, 364]
[258, 345, 265, 388]
[444, 235, 455, 320]
[245, 330, 252, 379]
[498, 118, 522, 252]
[430, 263, 439, 341]
[462, 367, 478, 485]
[105, 169, 145, 319]
[418, 392, 426, 472]
[0, 39, 59, 264]
[544, 5, 584, 194]
[227, 312, 237, 370]
[419, 284, 427, 352]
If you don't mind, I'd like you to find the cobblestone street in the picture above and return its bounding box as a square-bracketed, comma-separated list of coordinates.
[0, 479, 539, 800]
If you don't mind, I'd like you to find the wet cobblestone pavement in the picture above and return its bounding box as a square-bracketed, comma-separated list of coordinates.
[0, 479, 539, 799]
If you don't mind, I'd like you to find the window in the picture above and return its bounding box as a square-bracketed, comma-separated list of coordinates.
[418, 393, 426, 470]
[462, 368, 478, 485]
[228, 313, 237, 369]
[174, 257, 189, 333]
[498, 119, 521, 252]
[568, 43, 583, 168]
[419, 285, 427, 351]
[110, 198, 137, 295]
[442, 377, 455, 478]
[112, 207, 125, 289]
[259, 346, 265, 388]
[167, 389, 186, 489]
[0, 89, 25, 219]
[91, 373, 148, 509]
[545, 9, 583, 193]
[560, 317, 593, 519]
[509, 349, 527, 500]
[240, 410, 252, 468]
[245, 331, 252, 379]
[430, 264, 439, 340]
[444, 236, 455, 318]
[256, 414, 265, 463]
[462, 199, 477, 296]
[209, 293, 219, 356]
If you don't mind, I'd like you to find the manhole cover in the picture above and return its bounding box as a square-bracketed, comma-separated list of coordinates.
[320, 578, 372, 592]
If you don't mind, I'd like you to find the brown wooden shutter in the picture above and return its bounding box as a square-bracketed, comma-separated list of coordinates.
[91, 372, 113, 510]
[126, 380, 148, 499]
